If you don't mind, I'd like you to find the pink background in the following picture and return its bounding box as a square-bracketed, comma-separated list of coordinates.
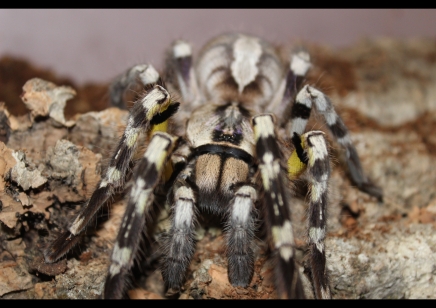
[1, 9, 435, 85]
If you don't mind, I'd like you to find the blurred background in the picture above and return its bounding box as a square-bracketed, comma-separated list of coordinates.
[1, 9, 436, 85]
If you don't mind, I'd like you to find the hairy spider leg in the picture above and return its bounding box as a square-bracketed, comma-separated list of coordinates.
[165, 39, 201, 107]
[290, 85, 383, 201]
[290, 131, 332, 299]
[266, 48, 312, 121]
[160, 163, 198, 295]
[104, 132, 178, 298]
[44, 84, 179, 264]
[253, 114, 305, 299]
[109, 64, 160, 109]
[224, 184, 257, 287]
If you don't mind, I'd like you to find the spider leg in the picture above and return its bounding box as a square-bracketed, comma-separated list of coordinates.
[252, 114, 305, 299]
[109, 64, 160, 109]
[291, 131, 332, 299]
[44, 84, 180, 263]
[225, 185, 257, 287]
[104, 132, 178, 299]
[291, 49, 312, 91]
[161, 163, 197, 295]
[290, 85, 383, 201]
[165, 39, 201, 108]
[266, 48, 311, 122]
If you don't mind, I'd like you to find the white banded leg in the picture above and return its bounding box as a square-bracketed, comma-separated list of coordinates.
[252, 114, 305, 299]
[104, 132, 178, 299]
[109, 64, 160, 109]
[267, 48, 311, 121]
[225, 185, 257, 287]
[161, 165, 197, 295]
[298, 131, 332, 299]
[290, 85, 383, 200]
[166, 39, 201, 108]
[44, 85, 179, 264]
[291, 49, 312, 90]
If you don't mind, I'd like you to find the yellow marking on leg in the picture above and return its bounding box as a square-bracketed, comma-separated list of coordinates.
[288, 134, 307, 179]
[149, 120, 170, 149]
[148, 131, 176, 182]
[287, 150, 307, 179]
[151, 120, 168, 134]
[144, 87, 172, 121]
[147, 91, 170, 137]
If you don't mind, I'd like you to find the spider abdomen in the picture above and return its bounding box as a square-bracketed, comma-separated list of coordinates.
[195, 33, 285, 110]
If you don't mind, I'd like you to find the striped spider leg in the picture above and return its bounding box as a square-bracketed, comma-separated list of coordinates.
[43, 79, 180, 270]
[108, 63, 160, 109]
[270, 45, 382, 298]
[252, 114, 306, 298]
[252, 39, 382, 298]
[44, 40, 192, 298]
[289, 85, 383, 201]
[253, 113, 332, 299]
[104, 131, 178, 298]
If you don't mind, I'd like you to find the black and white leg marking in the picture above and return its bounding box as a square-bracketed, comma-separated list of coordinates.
[44, 84, 179, 264]
[290, 85, 382, 200]
[252, 114, 305, 299]
[225, 185, 257, 287]
[109, 64, 160, 109]
[104, 132, 178, 299]
[267, 48, 312, 124]
[161, 164, 197, 294]
[297, 131, 331, 299]
[166, 39, 201, 109]
[290, 49, 312, 90]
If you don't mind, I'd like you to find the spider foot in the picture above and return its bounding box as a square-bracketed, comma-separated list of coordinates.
[228, 254, 254, 287]
[165, 287, 181, 298]
[356, 181, 383, 202]
[44, 230, 82, 263]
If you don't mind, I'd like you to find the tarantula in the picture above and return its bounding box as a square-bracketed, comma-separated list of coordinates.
[44, 32, 382, 299]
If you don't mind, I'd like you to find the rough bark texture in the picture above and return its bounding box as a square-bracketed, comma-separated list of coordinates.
[0, 37, 436, 299]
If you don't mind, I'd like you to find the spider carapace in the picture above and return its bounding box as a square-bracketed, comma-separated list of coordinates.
[44, 33, 382, 299]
